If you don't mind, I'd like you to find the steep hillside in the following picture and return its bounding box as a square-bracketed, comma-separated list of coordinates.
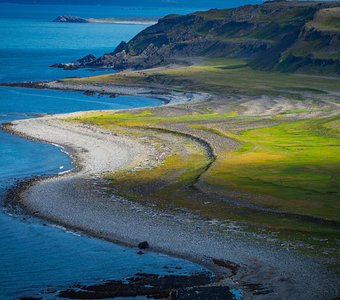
[55, 1, 340, 74]
[277, 6, 340, 73]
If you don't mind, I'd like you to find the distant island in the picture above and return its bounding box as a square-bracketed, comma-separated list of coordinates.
[53, 15, 159, 25]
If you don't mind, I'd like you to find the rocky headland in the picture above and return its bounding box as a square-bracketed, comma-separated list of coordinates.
[52, 1, 340, 74]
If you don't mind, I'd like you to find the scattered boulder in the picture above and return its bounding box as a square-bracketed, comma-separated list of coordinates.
[138, 241, 150, 249]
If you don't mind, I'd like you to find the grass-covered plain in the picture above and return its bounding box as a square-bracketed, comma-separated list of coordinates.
[75, 111, 340, 220]
[202, 116, 340, 221]
[73, 107, 340, 261]
[65, 58, 340, 97]
[67, 57, 340, 262]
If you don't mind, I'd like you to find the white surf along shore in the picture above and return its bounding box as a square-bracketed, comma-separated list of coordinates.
[7, 92, 340, 300]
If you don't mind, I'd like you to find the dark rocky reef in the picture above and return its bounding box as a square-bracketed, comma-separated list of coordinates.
[22, 273, 236, 299]
[54, 15, 89, 23]
[52, 1, 340, 74]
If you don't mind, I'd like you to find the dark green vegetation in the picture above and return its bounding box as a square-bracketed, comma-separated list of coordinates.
[68, 1, 340, 75]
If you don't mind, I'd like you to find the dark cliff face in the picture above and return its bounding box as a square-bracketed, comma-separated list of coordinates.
[58, 1, 340, 74]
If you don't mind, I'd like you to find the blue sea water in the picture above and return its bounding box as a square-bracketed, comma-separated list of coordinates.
[0, 3, 211, 299]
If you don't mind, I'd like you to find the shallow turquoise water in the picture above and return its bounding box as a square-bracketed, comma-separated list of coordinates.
[0, 4, 210, 299]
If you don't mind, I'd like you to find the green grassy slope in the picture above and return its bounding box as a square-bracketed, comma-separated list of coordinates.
[64, 53, 340, 264]
[66, 58, 340, 96]
[80, 1, 340, 75]
[70, 110, 340, 263]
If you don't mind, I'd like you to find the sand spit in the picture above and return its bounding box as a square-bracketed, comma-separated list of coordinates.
[7, 113, 340, 300]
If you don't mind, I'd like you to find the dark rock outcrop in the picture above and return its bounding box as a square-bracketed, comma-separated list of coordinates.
[51, 54, 97, 70]
[138, 241, 150, 249]
[169, 286, 235, 300]
[77, 54, 96, 65]
[53, 273, 214, 299]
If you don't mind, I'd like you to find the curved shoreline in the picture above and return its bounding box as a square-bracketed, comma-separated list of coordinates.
[0, 81, 212, 106]
[5, 111, 340, 299]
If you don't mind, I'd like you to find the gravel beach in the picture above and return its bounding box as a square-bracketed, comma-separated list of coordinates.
[8, 113, 340, 300]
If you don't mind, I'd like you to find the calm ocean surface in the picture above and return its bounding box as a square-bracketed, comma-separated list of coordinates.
[0, 3, 210, 299]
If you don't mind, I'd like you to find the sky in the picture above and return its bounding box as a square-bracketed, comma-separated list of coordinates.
[0, 0, 264, 8]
